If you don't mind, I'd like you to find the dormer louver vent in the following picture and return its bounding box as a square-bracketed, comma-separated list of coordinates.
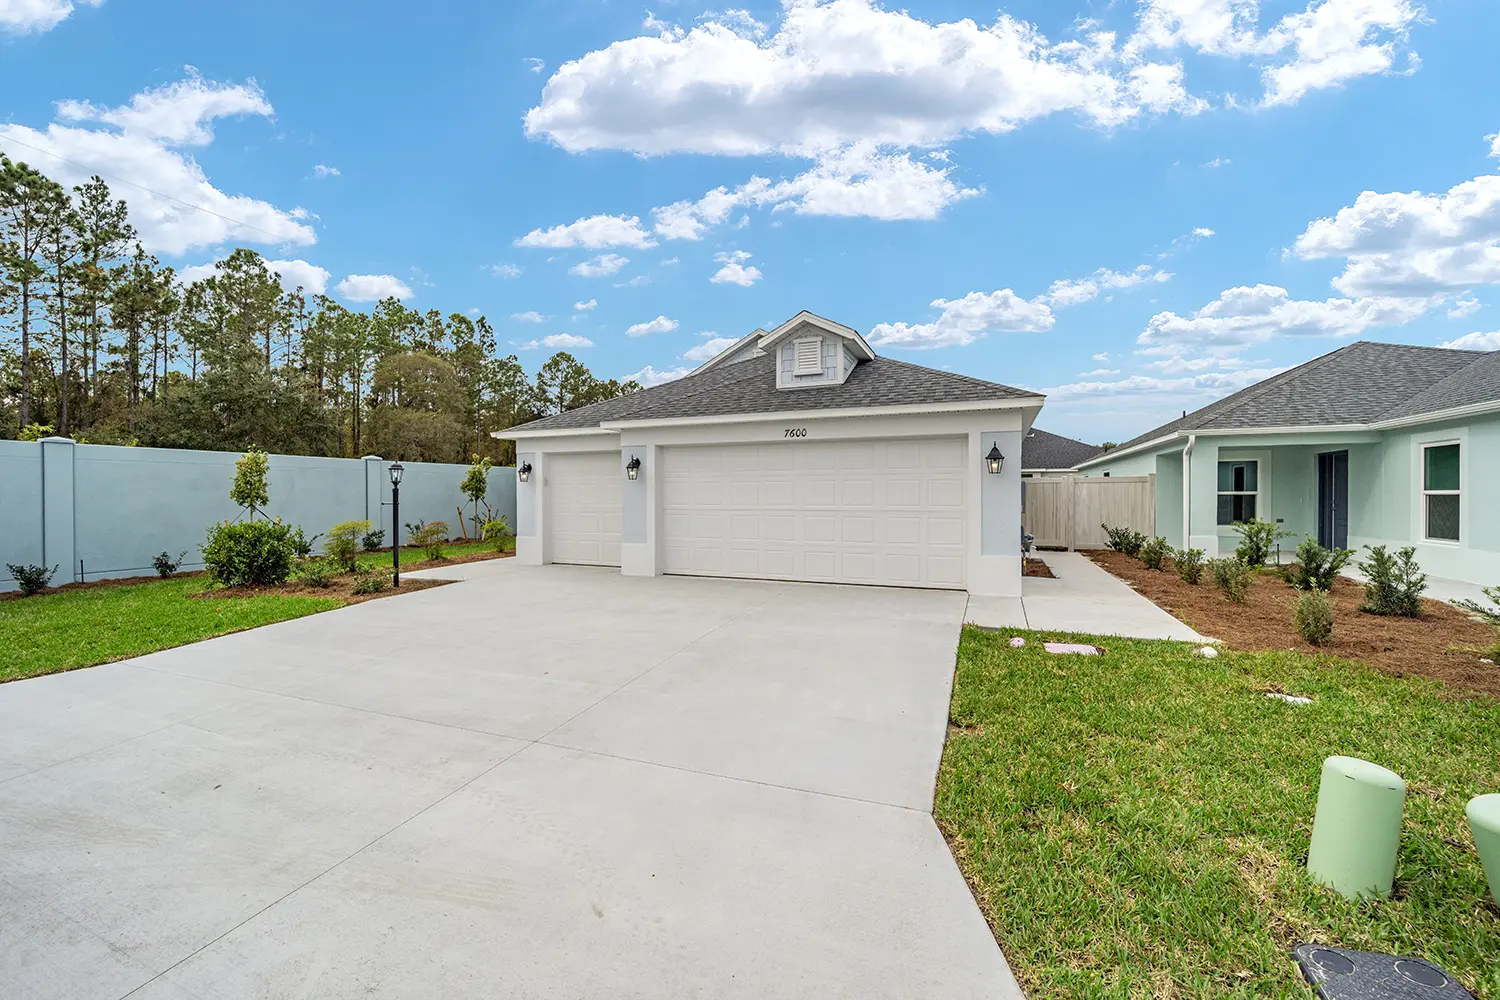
[793, 338, 822, 376]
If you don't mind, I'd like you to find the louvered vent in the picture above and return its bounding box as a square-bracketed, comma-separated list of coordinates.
[793, 338, 822, 376]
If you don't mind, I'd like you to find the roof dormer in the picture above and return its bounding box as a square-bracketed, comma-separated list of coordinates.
[757, 311, 876, 391]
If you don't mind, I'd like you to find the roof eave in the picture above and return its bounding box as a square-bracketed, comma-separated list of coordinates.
[1075, 432, 1184, 468]
[491, 426, 619, 441]
[1371, 397, 1500, 430]
[599, 395, 1043, 431]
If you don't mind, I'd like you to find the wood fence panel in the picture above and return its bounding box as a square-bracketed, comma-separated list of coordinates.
[1023, 475, 1155, 549]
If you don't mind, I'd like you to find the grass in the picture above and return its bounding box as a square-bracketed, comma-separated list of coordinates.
[355, 539, 507, 568]
[937, 627, 1500, 999]
[0, 577, 342, 683]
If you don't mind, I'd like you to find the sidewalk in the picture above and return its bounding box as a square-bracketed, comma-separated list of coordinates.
[966, 552, 1209, 642]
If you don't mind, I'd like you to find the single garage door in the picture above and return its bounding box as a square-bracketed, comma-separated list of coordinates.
[662, 438, 967, 589]
[548, 452, 622, 567]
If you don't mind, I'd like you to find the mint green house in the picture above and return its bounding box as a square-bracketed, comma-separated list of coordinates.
[1076, 342, 1500, 588]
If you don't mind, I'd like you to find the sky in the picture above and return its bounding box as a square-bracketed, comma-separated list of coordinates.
[2, 0, 1498, 442]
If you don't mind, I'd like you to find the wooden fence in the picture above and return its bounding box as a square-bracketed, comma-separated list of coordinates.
[1022, 475, 1156, 549]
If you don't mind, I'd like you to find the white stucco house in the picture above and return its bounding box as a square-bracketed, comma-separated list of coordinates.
[495, 312, 1044, 597]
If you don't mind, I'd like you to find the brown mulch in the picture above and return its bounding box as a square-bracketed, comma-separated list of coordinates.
[1022, 557, 1056, 579]
[193, 575, 454, 605]
[1084, 548, 1500, 698]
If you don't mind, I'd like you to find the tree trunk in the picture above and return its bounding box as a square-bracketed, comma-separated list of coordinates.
[58, 278, 69, 435]
[19, 281, 31, 429]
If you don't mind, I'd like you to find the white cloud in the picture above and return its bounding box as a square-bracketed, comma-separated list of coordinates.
[615, 274, 652, 288]
[1330, 244, 1500, 297]
[1193, 227, 1216, 238]
[625, 364, 691, 387]
[870, 289, 1054, 349]
[0, 0, 102, 33]
[267, 259, 331, 295]
[710, 250, 763, 286]
[525, 57, 546, 74]
[1490, 131, 1500, 160]
[574, 298, 598, 311]
[1092, 352, 1111, 361]
[336, 274, 414, 302]
[1439, 330, 1500, 351]
[1042, 264, 1171, 308]
[485, 263, 523, 279]
[515, 214, 656, 249]
[683, 336, 740, 362]
[1204, 157, 1231, 168]
[570, 253, 630, 277]
[1080, 368, 1122, 376]
[522, 333, 594, 350]
[1043, 367, 1283, 400]
[1137, 283, 1431, 349]
[1447, 296, 1481, 319]
[313, 163, 340, 178]
[0, 75, 314, 256]
[511, 311, 547, 323]
[627, 315, 679, 337]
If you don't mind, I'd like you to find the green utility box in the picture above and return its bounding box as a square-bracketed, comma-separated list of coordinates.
[1466, 794, 1500, 907]
[1306, 756, 1406, 900]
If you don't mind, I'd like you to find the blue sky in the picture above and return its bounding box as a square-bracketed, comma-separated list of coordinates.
[3, 0, 1498, 441]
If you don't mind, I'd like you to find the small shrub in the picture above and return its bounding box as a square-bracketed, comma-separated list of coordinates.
[1139, 536, 1170, 571]
[1358, 544, 1427, 618]
[1286, 535, 1353, 591]
[324, 519, 373, 572]
[289, 527, 320, 560]
[1451, 585, 1500, 626]
[1231, 517, 1292, 568]
[405, 519, 426, 536]
[1174, 548, 1206, 584]
[6, 563, 58, 596]
[1293, 588, 1335, 645]
[1102, 524, 1146, 558]
[1210, 557, 1252, 604]
[409, 520, 450, 561]
[298, 559, 334, 588]
[18, 422, 56, 442]
[351, 571, 389, 595]
[152, 551, 186, 578]
[482, 517, 512, 552]
[201, 520, 296, 587]
[361, 528, 386, 552]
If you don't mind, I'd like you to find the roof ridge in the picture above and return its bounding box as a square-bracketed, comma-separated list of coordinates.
[1373, 345, 1500, 420]
[879, 356, 1042, 397]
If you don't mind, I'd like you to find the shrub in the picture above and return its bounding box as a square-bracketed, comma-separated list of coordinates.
[18, 422, 56, 442]
[152, 551, 186, 578]
[1293, 588, 1335, 645]
[482, 517, 512, 552]
[1139, 536, 1170, 571]
[230, 447, 271, 517]
[1451, 585, 1500, 626]
[298, 559, 334, 588]
[352, 571, 389, 595]
[1286, 535, 1353, 591]
[361, 528, 386, 552]
[289, 527, 320, 560]
[1210, 557, 1252, 604]
[1358, 544, 1427, 617]
[1231, 517, 1292, 568]
[1102, 524, 1146, 558]
[324, 519, 373, 572]
[1174, 548, 1206, 584]
[409, 520, 450, 561]
[201, 520, 296, 587]
[6, 563, 58, 596]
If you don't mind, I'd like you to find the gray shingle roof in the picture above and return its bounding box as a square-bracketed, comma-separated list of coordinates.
[1022, 428, 1104, 470]
[509, 354, 1041, 433]
[1101, 341, 1499, 456]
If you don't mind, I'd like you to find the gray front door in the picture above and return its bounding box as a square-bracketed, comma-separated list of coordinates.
[1317, 451, 1349, 550]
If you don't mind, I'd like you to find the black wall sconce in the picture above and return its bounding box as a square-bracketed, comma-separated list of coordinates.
[985, 444, 1005, 475]
[626, 455, 642, 481]
[518, 462, 533, 483]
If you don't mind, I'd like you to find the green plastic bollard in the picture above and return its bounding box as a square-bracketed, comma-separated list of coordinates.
[1306, 756, 1406, 900]
[1466, 794, 1500, 907]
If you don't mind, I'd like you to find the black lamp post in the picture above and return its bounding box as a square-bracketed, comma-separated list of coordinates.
[389, 462, 404, 588]
[985, 444, 1005, 475]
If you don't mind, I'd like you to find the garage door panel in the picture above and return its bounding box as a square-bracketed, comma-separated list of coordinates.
[928, 517, 964, 546]
[549, 452, 623, 568]
[927, 480, 964, 507]
[841, 480, 874, 506]
[925, 439, 966, 468]
[805, 480, 836, 506]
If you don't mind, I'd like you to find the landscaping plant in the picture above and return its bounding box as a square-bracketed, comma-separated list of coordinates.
[200, 520, 296, 587]
[1451, 585, 1500, 626]
[324, 519, 373, 572]
[289, 527, 320, 560]
[361, 528, 386, 552]
[460, 457, 493, 539]
[351, 571, 389, 595]
[1101, 523, 1146, 558]
[482, 516, 512, 552]
[410, 520, 450, 561]
[1358, 544, 1427, 617]
[1173, 548, 1205, 584]
[1139, 535, 1170, 571]
[1209, 556, 1252, 604]
[1285, 535, 1353, 591]
[1230, 517, 1292, 568]
[6, 563, 58, 596]
[230, 447, 271, 518]
[297, 559, 334, 588]
[152, 551, 186, 578]
[1293, 588, 1335, 645]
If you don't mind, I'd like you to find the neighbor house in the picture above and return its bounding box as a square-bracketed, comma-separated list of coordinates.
[1021, 428, 1105, 476]
[496, 311, 1044, 596]
[1077, 341, 1500, 586]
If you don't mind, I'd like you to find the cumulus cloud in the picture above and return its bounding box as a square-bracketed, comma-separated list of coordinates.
[1137, 283, 1431, 349]
[1042, 367, 1283, 400]
[177, 257, 331, 295]
[511, 310, 547, 323]
[1447, 296, 1481, 319]
[522, 333, 594, 350]
[570, 253, 630, 277]
[710, 250, 763, 286]
[1439, 330, 1500, 351]
[313, 163, 340, 178]
[625, 364, 691, 387]
[574, 298, 598, 311]
[1092, 352, 1111, 361]
[1080, 368, 1122, 376]
[1042, 265, 1172, 308]
[0, 0, 102, 33]
[515, 214, 656, 249]
[683, 336, 740, 362]
[627, 315, 679, 337]
[336, 274, 414, 302]
[870, 289, 1055, 349]
[0, 75, 314, 255]
[485, 263, 523, 278]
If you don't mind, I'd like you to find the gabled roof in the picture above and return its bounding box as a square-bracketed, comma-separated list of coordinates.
[756, 310, 876, 361]
[1022, 429, 1104, 470]
[1079, 341, 1499, 465]
[691, 328, 767, 376]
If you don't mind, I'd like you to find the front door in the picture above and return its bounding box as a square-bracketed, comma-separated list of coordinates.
[1317, 451, 1349, 550]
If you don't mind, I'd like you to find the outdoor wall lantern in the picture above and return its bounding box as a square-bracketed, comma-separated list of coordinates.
[985, 445, 1005, 475]
[518, 462, 532, 483]
[626, 455, 642, 481]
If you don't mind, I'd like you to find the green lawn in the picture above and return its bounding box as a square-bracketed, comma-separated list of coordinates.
[937, 627, 1500, 1000]
[357, 539, 507, 568]
[0, 577, 342, 683]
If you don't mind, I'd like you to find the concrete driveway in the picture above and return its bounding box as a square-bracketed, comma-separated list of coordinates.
[0, 561, 1019, 1000]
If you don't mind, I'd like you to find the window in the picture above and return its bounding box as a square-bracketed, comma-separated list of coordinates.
[1217, 460, 1258, 525]
[793, 338, 823, 376]
[1422, 442, 1460, 541]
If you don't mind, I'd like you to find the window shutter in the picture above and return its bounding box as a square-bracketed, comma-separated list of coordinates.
[793, 338, 822, 375]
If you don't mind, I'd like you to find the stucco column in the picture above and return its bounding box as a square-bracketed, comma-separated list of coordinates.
[515, 450, 545, 565]
[1187, 438, 1221, 557]
[620, 442, 660, 577]
[39, 437, 77, 583]
[361, 456, 386, 537]
[970, 428, 1023, 598]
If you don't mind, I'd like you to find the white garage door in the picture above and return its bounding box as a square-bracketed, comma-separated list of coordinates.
[662, 438, 967, 589]
[548, 452, 622, 567]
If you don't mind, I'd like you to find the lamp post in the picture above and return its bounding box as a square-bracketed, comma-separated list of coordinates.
[389, 462, 404, 588]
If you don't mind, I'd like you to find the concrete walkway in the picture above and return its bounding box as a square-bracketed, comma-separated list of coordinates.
[966, 551, 1209, 642]
[0, 562, 1019, 1000]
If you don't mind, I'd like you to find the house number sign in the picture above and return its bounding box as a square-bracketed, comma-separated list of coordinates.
[783, 428, 808, 438]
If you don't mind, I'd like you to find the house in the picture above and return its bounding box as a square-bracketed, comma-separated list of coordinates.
[1077, 341, 1500, 586]
[495, 311, 1044, 597]
[1021, 428, 1105, 476]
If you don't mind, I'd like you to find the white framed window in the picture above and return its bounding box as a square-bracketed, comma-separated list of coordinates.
[1421, 441, 1460, 542]
[793, 338, 823, 376]
[1216, 460, 1258, 525]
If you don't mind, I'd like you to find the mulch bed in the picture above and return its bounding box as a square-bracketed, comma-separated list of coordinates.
[1022, 557, 1056, 579]
[1084, 549, 1500, 698]
[193, 575, 454, 605]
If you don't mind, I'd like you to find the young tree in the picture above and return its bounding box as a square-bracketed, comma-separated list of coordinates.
[0, 157, 64, 430]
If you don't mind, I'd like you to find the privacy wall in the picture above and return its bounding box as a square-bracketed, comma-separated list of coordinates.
[0, 438, 516, 592]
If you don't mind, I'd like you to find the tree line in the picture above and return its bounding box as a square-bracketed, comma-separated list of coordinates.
[0, 156, 638, 463]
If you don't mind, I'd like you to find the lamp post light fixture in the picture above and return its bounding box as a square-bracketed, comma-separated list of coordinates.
[389, 462, 404, 588]
[518, 461, 532, 483]
[985, 444, 1005, 475]
[626, 455, 642, 481]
